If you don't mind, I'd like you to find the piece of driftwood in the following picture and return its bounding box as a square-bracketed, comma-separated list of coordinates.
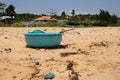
[60, 52, 79, 57]
[89, 41, 108, 48]
[59, 28, 75, 33]
[60, 50, 89, 57]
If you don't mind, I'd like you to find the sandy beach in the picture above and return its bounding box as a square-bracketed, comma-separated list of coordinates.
[0, 27, 120, 80]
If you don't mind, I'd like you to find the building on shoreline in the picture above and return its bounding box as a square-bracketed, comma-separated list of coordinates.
[0, 16, 15, 24]
[34, 16, 58, 22]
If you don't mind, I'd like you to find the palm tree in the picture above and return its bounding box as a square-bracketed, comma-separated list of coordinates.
[71, 10, 75, 17]
[61, 11, 66, 19]
[0, 2, 6, 15]
[98, 9, 110, 23]
[5, 5, 16, 17]
[71, 10, 75, 20]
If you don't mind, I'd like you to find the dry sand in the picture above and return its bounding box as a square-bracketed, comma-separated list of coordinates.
[0, 27, 120, 80]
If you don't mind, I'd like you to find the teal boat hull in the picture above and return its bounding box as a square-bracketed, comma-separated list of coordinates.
[24, 32, 63, 48]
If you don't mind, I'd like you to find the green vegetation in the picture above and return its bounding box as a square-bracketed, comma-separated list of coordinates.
[0, 22, 4, 27]
[35, 22, 66, 27]
[66, 21, 80, 25]
[0, 2, 120, 27]
[0, 2, 6, 16]
[5, 5, 15, 17]
[15, 13, 39, 21]
[10, 22, 23, 27]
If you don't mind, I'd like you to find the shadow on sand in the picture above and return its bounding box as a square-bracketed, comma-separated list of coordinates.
[26, 45, 68, 49]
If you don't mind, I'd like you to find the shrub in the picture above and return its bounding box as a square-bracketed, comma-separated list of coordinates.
[117, 20, 120, 25]
[0, 22, 5, 27]
[91, 20, 107, 26]
[35, 21, 66, 27]
[10, 22, 23, 27]
[66, 21, 80, 25]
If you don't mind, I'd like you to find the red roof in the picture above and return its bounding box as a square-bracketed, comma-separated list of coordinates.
[34, 16, 57, 21]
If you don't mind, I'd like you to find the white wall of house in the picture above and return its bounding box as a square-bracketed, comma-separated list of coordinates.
[0, 16, 15, 20]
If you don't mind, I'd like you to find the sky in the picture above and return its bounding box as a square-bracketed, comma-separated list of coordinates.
[1, 0, 120, 17]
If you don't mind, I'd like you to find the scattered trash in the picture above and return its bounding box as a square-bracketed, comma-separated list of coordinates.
[69, 71, 81, 80]
[66, 60, 81, 80]
[60, 49, 89, 57]
[97, 41, 108, 46]
[60, 52, 79, 57]
[12, 76, 17, 78]
[30, 57, 39, 60]
[59, 28, 75, 33]
[4, 48, 12, 53]
[0, 50, 3, 53]
[66, 60, 74, 70]
[46, 57, 59, 62]
[35, 62, 40, 65]
[89, 41, 108, 48]
[86, 73, 94, 76]
[117, 43, 120, 46]
[66, 60, 79, 70]
[30, 65, 40, 80]
[44, 72, 55, 79]
[4, 37, 8, 39]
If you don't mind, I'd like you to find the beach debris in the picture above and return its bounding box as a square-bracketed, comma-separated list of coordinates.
[76, 31, 80, 34]
[117, 43, 120, 46]
[66, 60, 79, 70]
[60, 49, 89, 57]
[86, 73, 94, 76]
[30, 57, 39, 61]
[44, 72, 55, 79]
[72, 61, 79, 67]
[68, 71, 81, 80]
[4, 48, 12, 53]
[30, 65, 40, 80]
[89, 41, 108, 48]
[45, 57, 59, 62]
[35, 61, 40, 65]
[77, 49, 89, 55]
[66, 60, 81, 80]
[59, 28, 75, 33]
[4, 37, 8, 39]
[60, 52, 79, 57]
[43, 29, 47, 31]
[0, 50, 3, 53]
[119, 52, 120, 54]
[66, 60, 74, 70]
[12, 75, 17, 78]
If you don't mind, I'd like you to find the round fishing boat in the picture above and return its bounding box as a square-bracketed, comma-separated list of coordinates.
[24, 30, 63, 48]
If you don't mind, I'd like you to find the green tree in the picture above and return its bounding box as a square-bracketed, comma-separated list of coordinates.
[110, 14, 118, 24]
[5, 5, 16, 17]
[71, 10, 75, 20]
[61, 11, 66, 19]
[71, 10, 75, 17]
[90, 14, 99, 20]
[0, 2, 6, 15]
[15, 13, 39, 21]
[98, 9, 111, 23]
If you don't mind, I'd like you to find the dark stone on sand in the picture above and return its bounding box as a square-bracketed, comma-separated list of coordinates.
[13, 76, 17, 78]
[0, 51, 3, 53]
[5, 37, 8, 39]
[35, 62, 40, 65]
[4, 48, 12, 52]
